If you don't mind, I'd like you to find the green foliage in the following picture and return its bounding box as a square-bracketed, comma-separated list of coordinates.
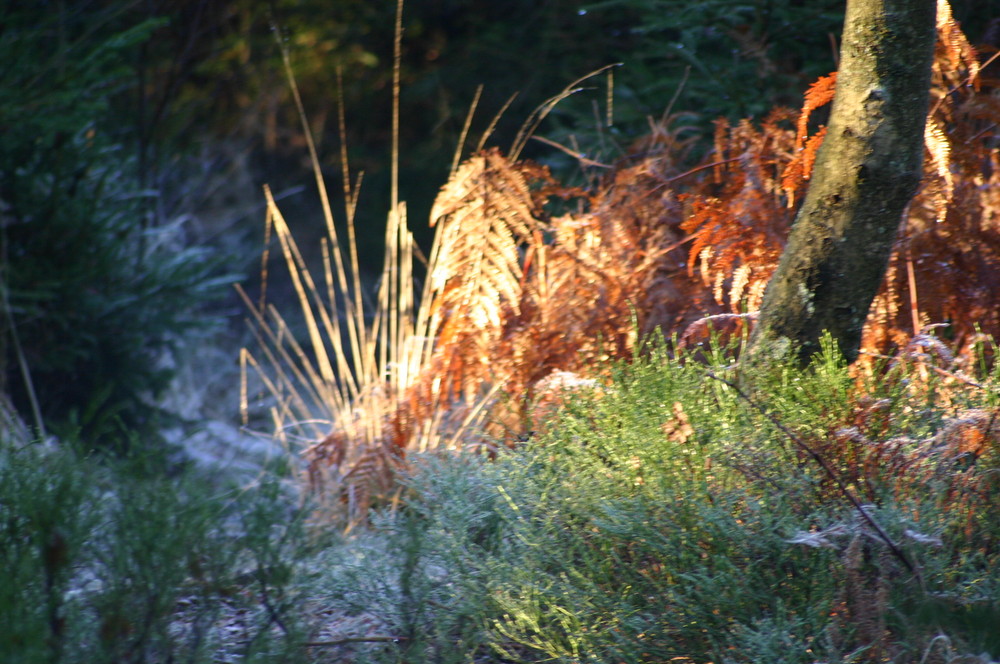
[524, 0, 845, 174]
[586, 0, 844, 119]
[0, 439, 315, 662]
[308, 338, 1000, 663]
[0, 4, 233, 448]
[6, 338, 995, 662]
[309, 455, 508, 663]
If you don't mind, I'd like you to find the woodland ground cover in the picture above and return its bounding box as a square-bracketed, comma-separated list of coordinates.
[4, 337, 999, 662]
[3, 2, 1000, 662]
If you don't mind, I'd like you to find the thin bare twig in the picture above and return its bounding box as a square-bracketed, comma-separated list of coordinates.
[530, 135, 612, 169]
[704, 370, 920, 578]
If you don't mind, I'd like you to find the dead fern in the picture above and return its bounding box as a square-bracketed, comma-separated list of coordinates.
[679, 1, 1000, 361]
[680, 109, 797, 314]
[782, 72, 836, 206]
[252, 0, 1000, 527]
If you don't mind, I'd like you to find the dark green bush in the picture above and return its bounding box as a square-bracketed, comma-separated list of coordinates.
[0, 4, 232, 449]
[0, 439, 315, 663]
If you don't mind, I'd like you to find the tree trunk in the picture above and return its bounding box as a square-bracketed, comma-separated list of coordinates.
[742, 0, 937, 369]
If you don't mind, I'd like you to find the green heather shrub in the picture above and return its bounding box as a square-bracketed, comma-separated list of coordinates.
[0, 5, 232, 449]
[309, 337, 999, 663]
[7, 339, 990, 663]
[0, 439, 315, 663]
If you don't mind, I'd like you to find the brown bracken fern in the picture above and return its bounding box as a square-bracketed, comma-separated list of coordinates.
[252, 1, 1000, 524]
[680, 1, 1000, 360]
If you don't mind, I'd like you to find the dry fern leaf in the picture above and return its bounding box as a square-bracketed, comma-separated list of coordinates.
[419, 148, 549, 407]
[931, 408, 998, 459]
[796, 72, 837, 148]
[429, 148, 541, 331]
[679, 114, 794, 312]
[935, 0, 980, 88]
[782, 126, 827, 205]
[779, 72, 837, 205]
[922, 116, 953, 221]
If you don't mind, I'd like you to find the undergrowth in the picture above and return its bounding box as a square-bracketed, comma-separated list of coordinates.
[4, 337, 997, 661]
[0, 439, 322, 663]
[240, 2, 1000, 524]
[306, 337, 1000, 663]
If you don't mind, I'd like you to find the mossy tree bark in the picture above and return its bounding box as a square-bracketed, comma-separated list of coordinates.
[742, 0, 937, 369]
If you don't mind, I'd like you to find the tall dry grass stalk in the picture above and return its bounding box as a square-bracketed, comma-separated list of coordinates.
[238, 0, 500, 527]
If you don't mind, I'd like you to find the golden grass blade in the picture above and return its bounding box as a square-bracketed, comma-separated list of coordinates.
[237, 285, 320, 410]
[274, 21, 366, 394]
[335, 65, 353, 210]
[396, 205, 418, 397]
[267, 188, 336, 388]
[265, 305, 346, 423]
[334, 66, 368, 375]
[451, 84, 483, 175]
[320, 238, 358, 396]
[391, 0, 403, 214]
[240, 347, 250, 427]
[447, 380, 506, 451]
[236, 281, 340, 424]
[258, 198, 274, 311]
[415, 408, 440, 455]
[253, 308, 328, 422]
[265, 191, 365, 404]
[377, 212, 393, 388]
[389, 207, 400, 392]
[241, 344, 324, 441]
[274, 212, 362, 399]
[477, 92, 519, 153]
[511, 63, 621, 160]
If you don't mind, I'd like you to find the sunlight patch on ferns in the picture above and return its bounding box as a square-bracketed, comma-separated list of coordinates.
[429, 148, 540, 332]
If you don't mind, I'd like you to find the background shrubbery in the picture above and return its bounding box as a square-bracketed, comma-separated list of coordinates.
[0, 437, 320, 662]
[0, 4, 233, 448]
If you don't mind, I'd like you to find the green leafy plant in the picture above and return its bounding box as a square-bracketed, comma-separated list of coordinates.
[300, 334, 1000, 663]
[0, 5, 233, 449]
[0, 438, 317, 662]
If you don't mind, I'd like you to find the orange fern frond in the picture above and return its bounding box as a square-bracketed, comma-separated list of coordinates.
[935, 0, 980, 89]
[782, 126, 827, 205]
[776, 71, 838, 206]
[678, 114, 796, 313]
[796, 72, 837, 148]
[922, 117, 953, 222]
